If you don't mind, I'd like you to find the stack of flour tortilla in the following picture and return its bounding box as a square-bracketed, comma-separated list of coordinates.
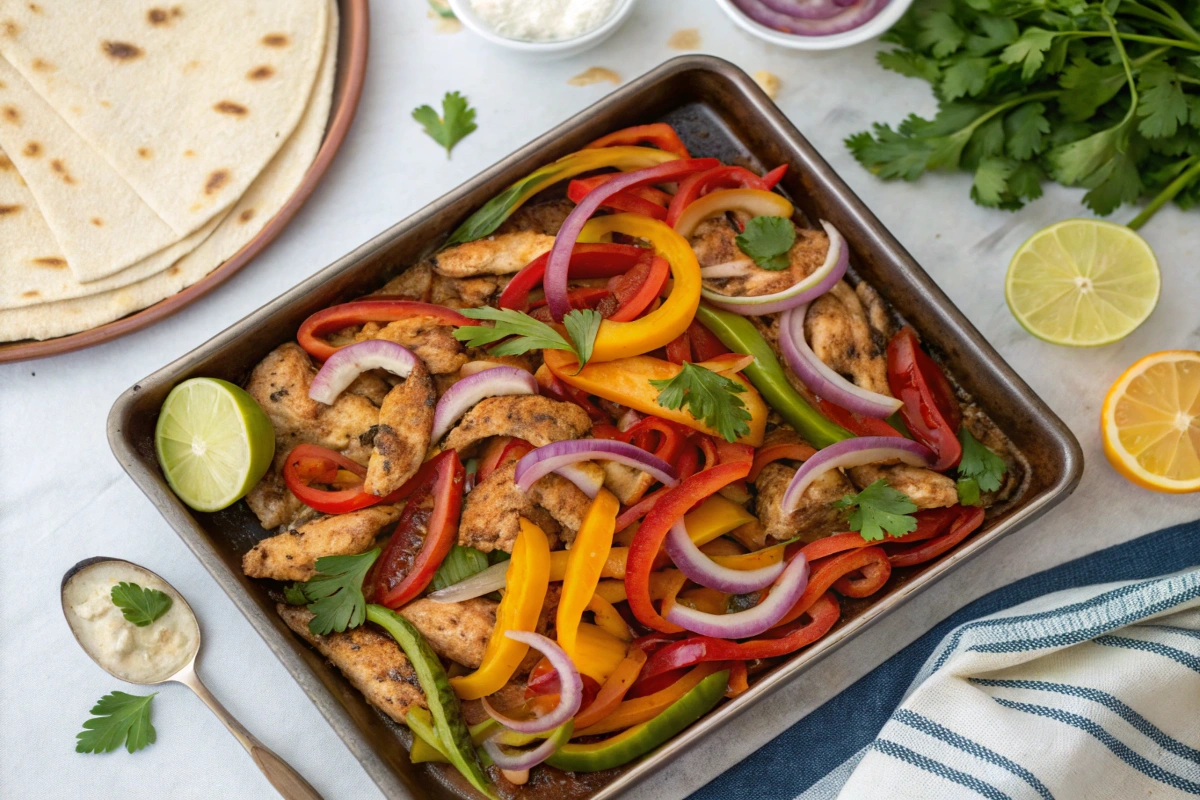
[0, 0, 338, 342]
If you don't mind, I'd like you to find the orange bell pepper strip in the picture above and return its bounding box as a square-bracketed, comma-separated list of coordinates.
[543, 349, 767, 446]
[587, 594, 633, 642]
[725, 660, 749, 699]
[550, 546, 626, 582]
[572, 662, 725, 737]
[593, 570, 683, 605]
[558, 490, 620, 660]
[572, 649, 647, 731]
[676, 587, 729, 615]
[450, 519, 550, 700]
[574, 622, 629, 683]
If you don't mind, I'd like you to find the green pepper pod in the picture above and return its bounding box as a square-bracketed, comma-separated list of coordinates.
[367, 605, 496, 799]
[405, 707, 451, 764]
[545, 669, 730, 772]
[695, 303, 852, 448]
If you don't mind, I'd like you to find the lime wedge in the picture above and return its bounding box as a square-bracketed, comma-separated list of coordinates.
[155, 378, 275, 512]
[1005, 219, 1160, 347]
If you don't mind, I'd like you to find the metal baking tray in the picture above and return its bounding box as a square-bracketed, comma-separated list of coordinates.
[108, 56, 1083, 800]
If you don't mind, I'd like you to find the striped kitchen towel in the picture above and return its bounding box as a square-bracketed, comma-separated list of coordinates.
[803, 568, 1200, 799]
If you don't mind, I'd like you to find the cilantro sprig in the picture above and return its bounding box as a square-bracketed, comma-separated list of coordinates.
[834, 479, 919, 542]
[413, 91, 477, 158]
[110, 582, 173, 627]
[735, 216, 796, 271]
[453, 306, 601, 368]
[955, 426, 1007, 506]
[76, 692, 157, 754]
[289, 549, 380, 636]
[650, 362, 752, 443]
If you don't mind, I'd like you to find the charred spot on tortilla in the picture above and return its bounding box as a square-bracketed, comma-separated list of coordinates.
[90, 217, 103, 226]
[204, 169, 230, 195]
[2, 105, 19, 123]
[21, 290, 39, 298]
[49, 158, 75, 184]
[247, 65, 275, 81]
[31, 58, 53, 72]
[0, 204, 22, 215]
[102, 41, 143, 61]
[146, 7, 181, 25]
[2, 20, 19, 38]
[32, 257, 67, 269]
[183, 149, 196, 157]
[137, 147, 153, 159]
[238, 208, 256, 223]
[262, 33, 290, 47]
[27, 3, 42, 13]
[214, 100, 249, 116]
[0, 155, 12, 170]
[22, 141, 40, 157]
[167, 265, 181, 276]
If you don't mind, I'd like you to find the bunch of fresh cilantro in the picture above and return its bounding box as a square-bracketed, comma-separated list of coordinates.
[848, 0, 1200, 227]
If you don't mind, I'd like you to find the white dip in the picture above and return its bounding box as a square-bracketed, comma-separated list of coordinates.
[64, 562, 198, 684]
[469, 0, 618, 42]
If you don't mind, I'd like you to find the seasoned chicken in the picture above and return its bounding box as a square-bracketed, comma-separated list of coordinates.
[375, 260, 433, 301]
[496, 198, 574, 236]
[856, 281, 894, 341]
[441, 395, 591, 454]
[754, 461, 853, 542]
[692, 216, 832, 298]
[432, 231, 555, 278]
[961, 403, 1024, 504]
[398, 597, 498, 669]
[356, 317, 469, 375]
[364, 360, 436, 496]
[804, 281, 892, 396]
[458, 461, 561, 553]
[277, 604, 425, 723]
[600, 460, 655, 506]
[848, 464, 958, 509]
[526, 471, 592, 545]
[242, 506, 400, 582]
[244, 470, 310, 532]
[431, 273, 502, 309]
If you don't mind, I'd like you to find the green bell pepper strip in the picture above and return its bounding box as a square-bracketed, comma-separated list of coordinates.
[694, 303, 852, 449]
[405, 708, 451, 763]
[545, 669, 729, 772]
[367, 605, 496, 799]
[478, 721, 574, 769]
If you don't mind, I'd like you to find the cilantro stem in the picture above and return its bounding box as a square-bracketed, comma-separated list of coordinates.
[1070, 31, 1200, 54]
[1129, 0, 1200, 45]
[1128, 156, 1200, 230]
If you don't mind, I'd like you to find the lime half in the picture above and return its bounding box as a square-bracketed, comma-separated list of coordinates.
[155, 378, 275, 512]
[1005, 219, 1160, 347]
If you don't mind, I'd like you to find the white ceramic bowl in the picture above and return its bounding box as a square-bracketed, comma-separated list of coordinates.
[714, 0, 914, 51]
[447, 0, 638, 58]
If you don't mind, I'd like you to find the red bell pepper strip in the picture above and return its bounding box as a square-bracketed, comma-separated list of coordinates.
[625, 450, 753, 632]
[281, 444, 418, 514]
[477, 437, 533, 483]
[888, 506, 984, 568]
[585, 123, 691, 158]
[638, 592, 840, 680]
[297, 299, 471, 362]
[887, 327, 963, 470]
[568, 174, 673, 207]
[498, 243, 644, 312]
[725, 660, 750, 698]
[773, 547, 889, 628]
[748, 441, 818, 482]
[665, 331, 691, 365]
[664, 165, 788, 227]
[686, 319, 731, 362]
[369, 450, 465, 608]
[567, 175, 670, 220]
[526, 657, 603, 707]
[831, 548, 892, 598]
[607, 255, 670, 323]
[816, 397, 904, 439]
[761, 164, 788, 190]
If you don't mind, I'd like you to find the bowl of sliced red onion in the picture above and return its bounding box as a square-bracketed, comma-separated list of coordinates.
[714, 0, 912, 51]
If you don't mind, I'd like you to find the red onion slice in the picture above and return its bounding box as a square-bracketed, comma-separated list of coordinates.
[699, 259, 758, 278]
[665, 553, 810, 638]
[308, 340, 418, 405]
[432, 367, 539, 443]
[482, 632, 581, 734]
[427, 561, 509, 603]
[732, 0, 888, 35]
[781, 436, 934, 514]
[483, 725, 569, 772]
[778, 304, 903, 419]
[514, 439, 678, 495]
[703, 220, 848, 316]
[665, 518, 785, 593]
[760, 0, 854, 19]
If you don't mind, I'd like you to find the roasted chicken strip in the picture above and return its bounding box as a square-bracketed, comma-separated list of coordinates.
[364, 360, 436, 496]
[847, 464, 958, 509]
[754, 461, 854, 543]
[458, 461, 562, 553]
[356, 316, 469, 375]
[432, 231, 555, 278]
[277, 604, 425, 723]
[242, 506, 400, 582]
[397, 597, 498, 669]
[440, 395, 592, 454]
[804, 280, 892, 396]
[692, 216, 832, 298]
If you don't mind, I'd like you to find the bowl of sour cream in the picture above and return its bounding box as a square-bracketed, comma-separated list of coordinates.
[447, 0, 638, 57]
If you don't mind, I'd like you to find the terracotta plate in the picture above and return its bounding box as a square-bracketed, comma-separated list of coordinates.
[0, 0, 369, 364]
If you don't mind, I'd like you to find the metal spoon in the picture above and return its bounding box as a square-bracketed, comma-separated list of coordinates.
[62, 557, 322, 800]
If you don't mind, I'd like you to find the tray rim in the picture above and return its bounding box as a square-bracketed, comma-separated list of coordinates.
[107, 54, 1084, 800]
[0, 0, 370, 364]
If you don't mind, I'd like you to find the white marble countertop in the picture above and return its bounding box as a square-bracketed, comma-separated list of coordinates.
[2, 2, 1197, 798]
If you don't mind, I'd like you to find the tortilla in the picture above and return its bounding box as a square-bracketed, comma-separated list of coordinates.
[0, 0, 337, 343]
[0, 0, 327, 237]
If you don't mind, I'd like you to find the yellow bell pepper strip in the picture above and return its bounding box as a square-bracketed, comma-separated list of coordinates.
[451, 519, 550, 700]
[594, 570, 684, 605]
[550, 546, 626, 582]
[676, 587, 728, 615]
[571, 648, 647, 731]
[405, 707, 450, 764]
[574, 622, 629, 683]
[587, 593, 634, 642]
[444, 147, 679, 246]
[695, 302, 853, 449]
[564, 665, 728, 741]
[543, 349, 767, 446]
[571, 213, 701, 362]
[685, 495, 756, 546]
[672, 188, 795, 238]
[558, 489, 620, 660]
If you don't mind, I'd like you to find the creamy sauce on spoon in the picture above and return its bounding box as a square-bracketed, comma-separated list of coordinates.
[63, 561, 198, 683]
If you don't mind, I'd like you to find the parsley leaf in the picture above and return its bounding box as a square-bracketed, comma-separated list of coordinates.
[999, 28, 1058, 82]
[833, 480, 918, 542]
[413, 91, 477, 158]
[1137, 63, 1190, 139]
[110, 582, 172, 627]
[562, 308, 602, 367]
[301, 549, 380, 636]
[649, 362, 752, 443]
[735, 216, 795, 271]
[76, 691, 157, 754]
[957, 427, 1007, 495]
[453, 306, 598, 367]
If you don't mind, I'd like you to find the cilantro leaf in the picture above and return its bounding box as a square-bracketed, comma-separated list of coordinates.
[941, 57, 992, 101]
[1137, 63, 1190, 139]
[562, 309, 602, 368]
[1004, 102, 1050, 160]
[833, 480, 918, 542]
[917, 11, 966, 59]
[413, 91, 477, 158]
[999, 28, 1058, 81]
[877, 49, 941, 84]
[1058, 57, 1128, 122]
[735, 216, 795, 271]
[956, 427, 1007, 494]
[302, 549, 380, 636]
[649, 362, 751, 443]
[76, 692, 157, 754]
[971, 157, 1016, 207]
[454, 306, 572, 353]
[110, 582, 172, 627]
